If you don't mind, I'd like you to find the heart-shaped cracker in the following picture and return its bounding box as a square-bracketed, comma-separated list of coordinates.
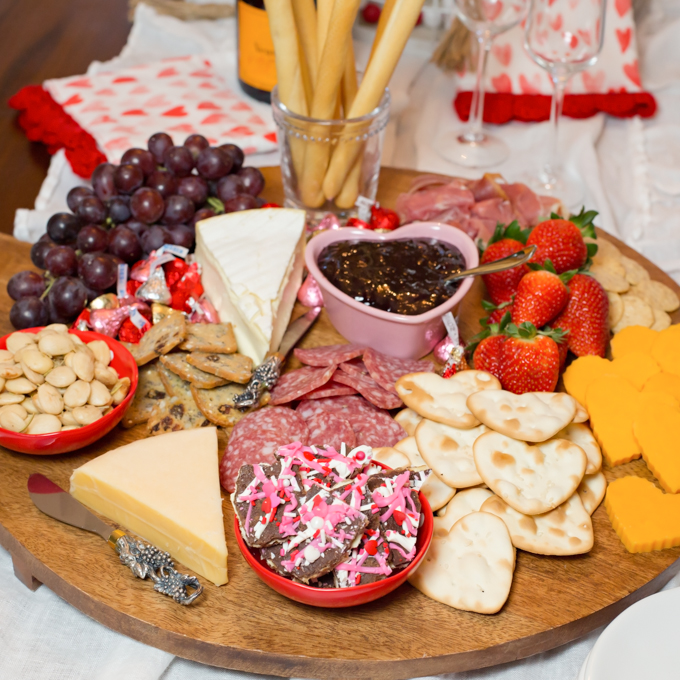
[394, 436, 427, 468]
[605, 475, 680, 553]
[577, 471, 607, 515]
[481, 493, 593, 556]
[408, 511, 515, 614]
[394, 407, 423, 436]
[634, 394, 680, 493]
[473, 432, 587, 515]
[435, 487, 494, 535]
[416, 419, 487, 488]
[372, 447, 411, 470]
[395, 370, 501, 429]
[467, 391, 577, 443]
[573, 401, 589, 423]
[555, 423, 602, 474]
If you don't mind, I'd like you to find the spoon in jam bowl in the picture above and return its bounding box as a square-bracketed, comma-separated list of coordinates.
[443, 244, 537, 284]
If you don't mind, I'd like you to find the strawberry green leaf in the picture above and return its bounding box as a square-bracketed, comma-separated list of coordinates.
[586, 242, 599, 258]
[485, 220, 529, 247]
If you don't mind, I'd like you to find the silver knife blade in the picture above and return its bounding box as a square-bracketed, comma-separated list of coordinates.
[278, 305, 321, 358]
[28, 473, 113, 542]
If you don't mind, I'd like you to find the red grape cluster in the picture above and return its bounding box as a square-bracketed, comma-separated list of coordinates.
[8, 132, 266, 330]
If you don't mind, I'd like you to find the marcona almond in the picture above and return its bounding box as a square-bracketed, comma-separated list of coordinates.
[40, 324, 70, 336]
[0, 403, 28, 419]
[23, 398, 39, 414]
[60, 410, 79, 427]
[94, 363, 118, 387]
[6, 332, 36, 354]
[88, 340, 111, 366]
[37, 383, 64, 415]
[27, 414, 62, 434]
[31, 393, 44, 412]
[72, 350, 95, 382]
[0, 350, 14, 362]
[61, 425, 80, 431]
[89, 380, 112, 407]
[6, 378, 37, 394]
[20, 361, 45, 385]
[63, 380, 91, 409]
[72, 405, 103, 425]
[45, 365, 77, 388]
[22, 348, 53, 374]
[39, 333, 74, 357]
[0, 410, 27, 432]
[71, 334, 85, 346]
[0, 392, 26, 405]
[111, 377, 131, 406]
[0, 362, 23, 379]
[0, 377, 6, 392]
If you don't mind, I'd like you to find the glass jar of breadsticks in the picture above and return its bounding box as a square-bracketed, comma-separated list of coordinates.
[272, 85, 390, 222]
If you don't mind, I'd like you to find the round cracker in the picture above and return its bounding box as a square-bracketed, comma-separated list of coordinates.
[612, 294, 654, 333]
[577, 471, 607, 515]
[619, 255, 650, 285]
[589, 261, 630, 293]
[632, 280, 680, 313]
[587, 237, 621, 261]
[651, 306, 672, 332]
[607, 291, 624, 328]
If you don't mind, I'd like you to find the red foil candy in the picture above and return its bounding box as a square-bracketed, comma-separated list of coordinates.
[370, 205, 400, 231]
[170, 263, 204, 313]
[163, 258, 189, 289]
[261, 202, 281, 208]
[72, 309, 91, 331]
[346, 217, 371, 229]
[126, 279, 142, 297]
[118, 306, 152, 344]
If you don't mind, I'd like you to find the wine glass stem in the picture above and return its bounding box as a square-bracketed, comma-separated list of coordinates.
[461, 33, 491, 145]
[542, 74, 567, 188]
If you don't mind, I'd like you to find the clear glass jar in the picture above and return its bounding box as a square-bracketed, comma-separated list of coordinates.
[271, 85, 390, 224]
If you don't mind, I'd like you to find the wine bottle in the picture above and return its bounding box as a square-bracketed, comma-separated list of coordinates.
[237, 0, 277, 103]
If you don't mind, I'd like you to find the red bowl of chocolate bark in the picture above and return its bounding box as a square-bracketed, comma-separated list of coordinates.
[234, 465, 433, 608]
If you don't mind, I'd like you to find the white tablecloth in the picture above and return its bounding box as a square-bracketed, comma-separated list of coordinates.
[5, 1, 680, 678]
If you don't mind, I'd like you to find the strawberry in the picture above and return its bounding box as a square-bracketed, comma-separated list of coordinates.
[480, 299, 513, 326]
[481, 221, 530, 304]
[511, 261, 574, 329]
[551, 273, 609, 357]
[527, 208, 598, 274]
[500, 323, 565, 394]
[468, 311, 510, 382]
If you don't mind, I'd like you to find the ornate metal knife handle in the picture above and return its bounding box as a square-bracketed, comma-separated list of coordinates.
[233, 354, 282, 410]
[111, 532, 203, 605]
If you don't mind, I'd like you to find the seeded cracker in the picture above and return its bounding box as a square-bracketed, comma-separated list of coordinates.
[186, 352, 253, 383]
[124, 314, 187, 366]
[156, 362, 193, 399]
[160, 353, 227, 389]
[179, 323, 238, 354]
[147, 395, 210, 435]
[122, 362, 167, 428]
[191, 382, 247, 428]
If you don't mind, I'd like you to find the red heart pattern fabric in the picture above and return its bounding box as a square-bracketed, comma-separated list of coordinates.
[42, 55, 278, 163]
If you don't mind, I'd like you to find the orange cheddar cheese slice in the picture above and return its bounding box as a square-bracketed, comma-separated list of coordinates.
[586, 375, 641, 466]
[610, 325, 658, 359]
[642, 372, 680, 403]
[634, 395, 680, 493]
[563, 355, 614, 407]
[651, 324, 680, 378]
[605, 476, 680, 553]
[610, 351, 660, 391]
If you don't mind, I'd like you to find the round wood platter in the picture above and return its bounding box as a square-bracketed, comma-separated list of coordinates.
[0, 167, 679, 680]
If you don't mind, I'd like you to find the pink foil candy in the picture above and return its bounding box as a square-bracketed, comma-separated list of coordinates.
[188, 296, 220, 324]
[434, 335, 457, 364]
[297, 274, 324, 307]
[308, 213, 341, 234]
[136, 266, 172, 305]
[89, 307, 130, 337]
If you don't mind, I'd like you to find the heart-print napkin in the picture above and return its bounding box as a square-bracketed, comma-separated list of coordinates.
[9, 55, 278, 178]
[454, 0, 656, 123]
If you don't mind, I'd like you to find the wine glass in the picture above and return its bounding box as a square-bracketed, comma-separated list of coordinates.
[524, 0, 606, 207]
[438, 0, 530, 168]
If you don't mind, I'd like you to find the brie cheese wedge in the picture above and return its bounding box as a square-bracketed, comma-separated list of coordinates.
[195, 208, 306, 364]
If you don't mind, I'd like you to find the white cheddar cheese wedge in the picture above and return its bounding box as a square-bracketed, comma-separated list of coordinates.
[195, 208, 307, 364]
[70, 427, 228, 586]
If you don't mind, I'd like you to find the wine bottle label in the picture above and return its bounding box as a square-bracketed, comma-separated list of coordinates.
[238, 1, 277, 93]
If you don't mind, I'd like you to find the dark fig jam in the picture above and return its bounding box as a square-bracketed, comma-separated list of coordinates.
[318, 238, 465, 316]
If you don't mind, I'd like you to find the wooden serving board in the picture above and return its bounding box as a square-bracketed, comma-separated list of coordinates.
[1, 167, 679, 680]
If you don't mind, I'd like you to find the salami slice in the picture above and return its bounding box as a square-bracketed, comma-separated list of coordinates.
[302, 380, 357, 400]
[294, 344, 365, 367]
[337, 359, 368, 377]
[363, 348, 435, 395]
[220, 407, 310, 492]
[304, 410, 356, 451]
[269, 364, 336, 405]
[333, 370, 403, 410]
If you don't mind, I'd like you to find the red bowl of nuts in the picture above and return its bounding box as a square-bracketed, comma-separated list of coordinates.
[0, 325, 138, 455]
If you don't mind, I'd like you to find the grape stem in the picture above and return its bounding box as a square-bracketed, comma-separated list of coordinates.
[40, 275, 56, 301]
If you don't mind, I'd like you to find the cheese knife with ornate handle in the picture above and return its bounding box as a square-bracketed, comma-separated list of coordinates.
[27, 473, 203, 605]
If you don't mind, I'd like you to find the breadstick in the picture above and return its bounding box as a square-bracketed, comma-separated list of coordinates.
[288, 65, 308, 180]
[293, 0, 318, 92]
[322, 0, 425, 201]
[334, 154, 363, 209]
[263, 0, 301, 111]
[300, 0, 361, 207]
[367, 0, 398, 67]
[316, 0, 334, 68]
[342, 38, 358, 113]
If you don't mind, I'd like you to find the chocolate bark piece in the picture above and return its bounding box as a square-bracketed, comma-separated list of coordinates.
[122, 362, 166, 428]
[179, 322, 238, 354]
[186, 351, 253, 383]
[160, 352, 227, 389]
[261, 484, 368, 583]
[367, 469, 422, 569]
[334, 528, 392, 588]
[232, 459, 303, 549]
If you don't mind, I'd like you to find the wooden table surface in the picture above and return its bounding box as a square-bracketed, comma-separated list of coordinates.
[0, 0, 130, 234]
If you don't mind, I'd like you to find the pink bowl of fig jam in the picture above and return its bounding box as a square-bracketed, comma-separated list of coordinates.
[305, 222, 478, 359]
